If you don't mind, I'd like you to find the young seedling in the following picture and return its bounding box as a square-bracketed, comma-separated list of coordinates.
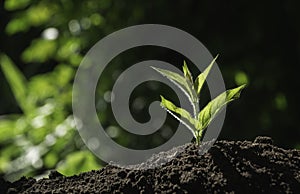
[152, 56, 245, 145]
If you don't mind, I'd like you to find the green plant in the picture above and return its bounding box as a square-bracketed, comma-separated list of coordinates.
[152, 56, 245, 145]
[0, 54, 101, 180]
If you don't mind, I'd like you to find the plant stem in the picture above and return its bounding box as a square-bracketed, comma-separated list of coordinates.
[195, 131, 200, 146]
[193, 98, 201, 146]
[193, 99, 199, 118]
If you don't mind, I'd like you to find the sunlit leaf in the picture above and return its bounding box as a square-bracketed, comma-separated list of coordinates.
[0, 144, 22, 173]
[198, 84, 246, 129]
[56, 38, 81, 60]
[5, 0, 31, 11]
[26, 4, 53, 26]
[22, 39, 57, 63]
[54, 64, 75, 86]
[183, 60, 193, 84]
[44, 152, 58, 168]
[57, 151, 101, 176]
[161, 95, 195, 126]
[5, 17, 29, 35]
[0, 115, 27, 143]
[151, 66, 196, 106]
[195, 55, 218, 95]
[0, 55, 30, 113]
[69, 54, 83, 66]
[0, 119, 16, 142]
[160, 95, 200, 137]
[182, 61, 199, 116]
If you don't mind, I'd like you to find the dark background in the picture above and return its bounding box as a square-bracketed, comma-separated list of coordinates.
[0, 0, 299, 180]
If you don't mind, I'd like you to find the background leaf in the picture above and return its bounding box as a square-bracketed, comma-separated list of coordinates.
[0, 118, 17, 142]
[5, 0, 31, 11]
[57, 151, 102, 176]
[22, 39, 57, 63]
[0, 55, 31, 113]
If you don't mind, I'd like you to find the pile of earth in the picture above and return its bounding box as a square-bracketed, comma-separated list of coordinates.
[1, 136, 300, 193]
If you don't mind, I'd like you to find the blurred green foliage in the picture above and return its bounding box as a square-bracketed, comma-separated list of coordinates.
[0, 0, 299, 181]
[0, 54, 101, 181]
[0, 0, 110, 180]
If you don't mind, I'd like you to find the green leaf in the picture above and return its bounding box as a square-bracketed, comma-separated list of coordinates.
[44, 152, 59, 168]
[5, 17, 29, 35]
[0, 115, 28, 142]
[182, 61, 199, 115]
[26, 4, 53, 26]
[0, 119, 16, 142]
[22, 39, 57, 63]
[57, 151, 101, 176]
[160, 95, 195, 125]
[5, 0, 31, 11]
[160, 95, 201, 137]
[183, 60, 193, 83]
[0, 54, 29, 113]
[151, 66, 197, 108]
[198, 84, 246, 129]
[194, 55, 218, 95]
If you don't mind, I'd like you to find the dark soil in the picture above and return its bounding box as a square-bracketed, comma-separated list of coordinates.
[2, 136, 300, 193]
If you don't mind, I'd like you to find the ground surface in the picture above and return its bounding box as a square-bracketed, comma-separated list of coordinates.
[1, 136, 300, 193]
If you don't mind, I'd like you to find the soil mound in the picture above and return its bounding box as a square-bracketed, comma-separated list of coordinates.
[2, 136, 300, 193]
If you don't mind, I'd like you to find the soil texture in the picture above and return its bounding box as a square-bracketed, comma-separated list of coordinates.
[2, 136, 300, 193]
